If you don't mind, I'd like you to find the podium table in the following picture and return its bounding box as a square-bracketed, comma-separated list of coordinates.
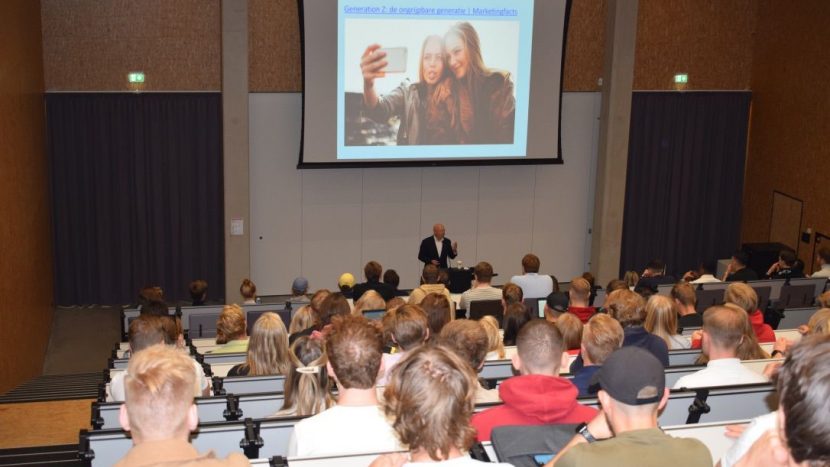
[447, 267, 474, 293]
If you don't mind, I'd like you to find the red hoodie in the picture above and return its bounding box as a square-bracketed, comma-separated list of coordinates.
[471, 374, 597, 442]
[691, 309, 776, 348]
[568, 306, 597, 324]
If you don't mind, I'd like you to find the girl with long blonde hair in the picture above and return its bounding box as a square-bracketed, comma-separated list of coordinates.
[228, 312, 290, 377]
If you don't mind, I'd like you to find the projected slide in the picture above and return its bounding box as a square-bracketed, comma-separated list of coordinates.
[338, 1, 533, 160]
[299, 0, 569, 167]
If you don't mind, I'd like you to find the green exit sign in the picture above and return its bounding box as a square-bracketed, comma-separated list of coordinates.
[674, 73, 688, 84]
[128, 72, 145, 84]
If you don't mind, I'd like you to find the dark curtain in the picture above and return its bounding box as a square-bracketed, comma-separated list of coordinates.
[46, 93, 224, 305]
[620, 92, 751, 278]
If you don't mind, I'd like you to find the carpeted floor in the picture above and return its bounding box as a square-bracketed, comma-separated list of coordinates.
[41, 306, 122, 375]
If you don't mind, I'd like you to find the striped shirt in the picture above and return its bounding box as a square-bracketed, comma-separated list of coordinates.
[459, 286, 503, 316]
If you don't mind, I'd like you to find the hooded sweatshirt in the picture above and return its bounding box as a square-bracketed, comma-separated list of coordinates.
[471, 374, 598, 442]
[568, 306, 597, 324]
[690, 309, 776, 348]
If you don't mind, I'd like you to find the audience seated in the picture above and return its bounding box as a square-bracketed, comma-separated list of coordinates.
[671, 282, 703, 329]
[673, 306, 768, 389]
[378, 305, 429, 385]
[502, 282, 524, 307]
[545, 347, 711, 467]
[189, 279, 208, 306]
[110, 315, 208, 401]
[622, 271, 639, 289]
[114, 345, 249, 467]
[644, 295, 690, 349]
[812, 246, 830, 278]
[353, 290, 387, 316]
[635, 259, 676, 294]
[353, 261, 396, 301]
[338, 273, 356, 299]
[239, 278, 258, 305]
[543, 291, 569, 322]
[458, 261, 503, 314]
[799, 308, 830, 336]
[567, 277, 597, 323]
[137, 285, 164, 309]
[420, 292, 452, 336]
[682, 260, 721, 284]
[288, 305, 314, 335]
[571, 314, 623, 397]
[227, 312, 290, 377]
[722, 250, 758, 282]
[274, 336, 333, 417]
[385, 296, 406, 312]
[140, 300, 169, 317]
[288, 315, 401, 457]
[692, 303, 769, 362]
[289, 277, 310, 305]
[555, 312, 584, 352]
[439, 319, 500, 403]
[409, 264, 454, 313]
[370, 346, 512, 467]
[510, 253, 554, 298]
[472, 319, 597, 442]
[288, 289, 329, 343]
[765, 248, 804, 279]
[502, 303, 531, 347]
[480, 315, 505, 360]
[580, 289, 669, 368]
[209, 305, 249, 353]
[721, 335, 830, 467]
[382, 269, 408, 297]
[724, 283, 775, 343]
[605, 279, 629, 294]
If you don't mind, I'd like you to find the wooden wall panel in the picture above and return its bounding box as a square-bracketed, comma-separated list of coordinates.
[741, 0, 830, 269]
[634, 0, 756, 90]
[563, 0, 605, 91]
[249, 0, 302, 92]
[0, 0, 53, 393]
[41, 0, 221, 91]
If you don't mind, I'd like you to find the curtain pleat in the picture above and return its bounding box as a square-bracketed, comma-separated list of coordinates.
[46, 93, 224, 305]
[620, 92, 751, 278]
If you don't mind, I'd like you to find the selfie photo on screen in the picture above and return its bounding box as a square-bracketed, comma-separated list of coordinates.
[344, 19, 518, 147]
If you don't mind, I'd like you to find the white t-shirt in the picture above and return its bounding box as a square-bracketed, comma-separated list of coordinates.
[690, 274, 722, 284]
[288, 405, 402, 457]
[673, 358, 768, 389]
[720, 412, 777, 467]
[509, 273, 553, 299]
[812, 264, 830, 278]
[108, 357, 208, 402]
[377, 352, 405, 387]
[403, 455, 512, 466]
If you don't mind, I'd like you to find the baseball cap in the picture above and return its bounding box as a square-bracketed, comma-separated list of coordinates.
[292, 277, 309, 292]
[591, 347, 665, 405]
[338, 273, 356, 288]
[545, 292, 569, 313]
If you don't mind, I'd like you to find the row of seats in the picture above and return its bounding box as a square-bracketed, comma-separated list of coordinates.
[80, 382, 775, 466]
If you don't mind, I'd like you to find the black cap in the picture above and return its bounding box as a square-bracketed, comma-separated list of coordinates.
[591, 347, 665, 405]
[545, 292, 569, 313]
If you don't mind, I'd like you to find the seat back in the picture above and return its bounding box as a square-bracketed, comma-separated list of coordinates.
[695, 289, 725, 314]
[216, 374, 286, 395]
[777, 307, 819, 329]
[469, 300, 504, 326]
[777, 284, 815, 309]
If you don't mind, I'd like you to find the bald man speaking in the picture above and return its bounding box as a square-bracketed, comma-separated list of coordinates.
[418, 224, 458, 269]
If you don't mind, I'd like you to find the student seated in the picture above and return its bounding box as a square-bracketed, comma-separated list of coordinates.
[189, 279, 208, 306]
[338, 273, 356, 299]
[377, 305, 429, 386]
[571, 314, 624, 397]
[555, 312, 584, 353]
[353, 261, 396, 301]
[421, 292, 452, 336]
[353, 290, 387, 317]
[459, 261, 503, 313]
[725, 283, 775, 343]
[567, 277, 597, 323]
[545, 347, 711, 467]
[439, 319, 500, 403]
[719, 335, 830, 467]
[409, 264, 454, 314]
[208, 305, 248, 354]
[644, 295, 690, 349]
[109, 315, 208, 402]
[370, 345, 513, 467]
[382, 269, 408, 297]
[471, 320, 597, 442]
[671, 282, 703, 329]
[480, 315, 505, 360]
[765, 248, 804, 279]
[227, 312, 290, 377]
[239, 278, 258, 305]
[510, 253, 554, 299]
[502, 303, 531, 347]
[273, 336, 333, 417]
[288, 315, 401, 457]
[114, 345, 248, 466]
[289, 277, 310, 305]
[673, 306, 768, 389]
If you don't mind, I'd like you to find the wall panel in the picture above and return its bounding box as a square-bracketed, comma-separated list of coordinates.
[41, 0, 221, 91]
[741, 0, 830, 270]
[249, 92, 601, 294]
[0, 0, 53, 393]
